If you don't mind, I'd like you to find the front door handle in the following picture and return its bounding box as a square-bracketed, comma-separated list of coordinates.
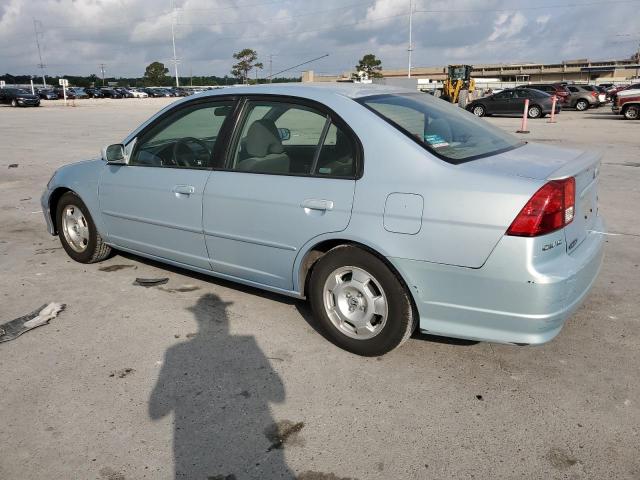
[301, 199, 334, 211]
[172, 185, 195, 196]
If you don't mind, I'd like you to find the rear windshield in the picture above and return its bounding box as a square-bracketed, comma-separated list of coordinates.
[359, 93, 523, 164]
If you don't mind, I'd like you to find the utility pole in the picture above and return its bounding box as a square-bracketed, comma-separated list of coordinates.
[407, 0, 413, 78]
[269, 54, 273, 83]
[32, 19, 47, 87]
[171, 0, 180, 87]
[98, 63, 106, 86]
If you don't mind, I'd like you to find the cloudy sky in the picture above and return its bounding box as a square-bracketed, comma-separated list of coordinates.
[0, 0, 638, 79]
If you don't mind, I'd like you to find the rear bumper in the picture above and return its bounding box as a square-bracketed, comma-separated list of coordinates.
[390, 217, 605, 345]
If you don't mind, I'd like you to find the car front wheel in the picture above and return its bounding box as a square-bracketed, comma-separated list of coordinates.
[309, 246, 416, 356]
[56, 191, 111, 263]
[11, 99, 17, 107]
[472, 104, 486, 117]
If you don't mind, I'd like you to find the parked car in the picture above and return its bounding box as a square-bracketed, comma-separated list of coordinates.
[612, 88, 640, 119]
[564, 85, 599, 110]
[142, 88, 170, 97]
[467, 88, 560, 118]
[0, 87, 41, 107]
[53, 87, 78, 99]
[578, 85, 606, 104]
[85, 88, 104, 98]
[41, 85, 604, 355]
[517, 83, 571, 105]
[609, 83, 640, 103]
[68, 87, 89, 99]
[100, 88, 123, 99]
[127, 88, 149, 98]
[37, 88, 58, 100]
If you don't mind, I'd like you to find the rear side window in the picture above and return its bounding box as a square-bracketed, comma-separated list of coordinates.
[228, 99, 356, 178]
[360, 93, 523, 164]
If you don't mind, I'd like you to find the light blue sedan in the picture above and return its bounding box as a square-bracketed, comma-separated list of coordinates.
[41, 84, 604, 356]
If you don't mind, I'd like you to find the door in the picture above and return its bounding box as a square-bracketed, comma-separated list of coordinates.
[202, 97, 359, 290]
[512, 89, 531, 113]
[489, 90, 514, 114]
[99, 98, 235, 269]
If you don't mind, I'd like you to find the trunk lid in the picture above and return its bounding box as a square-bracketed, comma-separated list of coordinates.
[549, 151, 601, 254]
[461, 142, 601, 253]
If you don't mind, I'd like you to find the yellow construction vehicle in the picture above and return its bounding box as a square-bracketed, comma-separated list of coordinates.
[442, 65, 475, 104]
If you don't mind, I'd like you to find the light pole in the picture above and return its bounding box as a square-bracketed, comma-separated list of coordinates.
[171, 0, 180, 87]
[33, 19, 47, 87]
[407, 0, 413, 78]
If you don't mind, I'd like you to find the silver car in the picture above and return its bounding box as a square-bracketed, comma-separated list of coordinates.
[41, 84, 604, 356]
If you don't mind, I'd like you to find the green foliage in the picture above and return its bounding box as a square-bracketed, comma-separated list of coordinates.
[143, 61, 170, 86]
[231, 49, 264, 84]
[355, 53, 383, 79]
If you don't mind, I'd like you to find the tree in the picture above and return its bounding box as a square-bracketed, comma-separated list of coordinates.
[354, 53, 383, 79]
[143, 61, 170, 86]
[231, 49, 263, 84]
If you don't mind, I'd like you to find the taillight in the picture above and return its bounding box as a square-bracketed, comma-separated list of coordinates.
[506, 178, 576, 237]
[591, 91, 597, 97]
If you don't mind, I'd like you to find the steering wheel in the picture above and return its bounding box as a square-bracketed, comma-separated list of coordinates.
[172, 137, 211, 167]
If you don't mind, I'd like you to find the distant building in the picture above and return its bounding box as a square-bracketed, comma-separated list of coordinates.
[304, 57, 640, 84]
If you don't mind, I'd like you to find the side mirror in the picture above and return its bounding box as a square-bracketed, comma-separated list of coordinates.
[102, 144, 127, 164]
[278, 127, 291, 141]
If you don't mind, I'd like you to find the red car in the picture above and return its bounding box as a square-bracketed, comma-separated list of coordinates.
[612, 88, 640, 119]
[517, 83, 571, 105]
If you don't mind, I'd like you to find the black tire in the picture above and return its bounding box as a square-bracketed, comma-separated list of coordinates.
[471, 104, 486, 117]
[575, 99, 589, 111]
[527, 104, 542, 118]
[309, 246, 416, 356]
[56, 191, 111, 263]
[11, 99, 17, 107]
[623, 105, 639, 120]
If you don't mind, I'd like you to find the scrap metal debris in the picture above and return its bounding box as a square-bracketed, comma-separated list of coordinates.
[0, 303, 65, 343]
[109, 368, 135, 378]
[264, 420, 305, 451]
[133, 277, 169, 287]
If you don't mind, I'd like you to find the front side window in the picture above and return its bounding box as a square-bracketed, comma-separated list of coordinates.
[230, 100, 356, 177]
[130, 100, 234, 169]
[360, 93, 523, 163]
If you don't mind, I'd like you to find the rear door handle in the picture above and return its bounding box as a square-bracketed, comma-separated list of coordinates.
[301, 199, 334, 211]
[172, 185, 195, 196]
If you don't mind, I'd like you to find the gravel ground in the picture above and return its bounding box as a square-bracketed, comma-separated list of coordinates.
[0, 97, 639, 480]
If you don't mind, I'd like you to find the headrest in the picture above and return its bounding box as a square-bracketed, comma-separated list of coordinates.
[245, 119, 284, 157]
[334, 129, 352, 161]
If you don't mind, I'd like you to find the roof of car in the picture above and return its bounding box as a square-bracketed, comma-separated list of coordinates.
[198, 82, 414, 100]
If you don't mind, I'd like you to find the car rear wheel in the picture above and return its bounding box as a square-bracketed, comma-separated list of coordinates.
[575, 99, 589, 111]
[309, 246, 416, 356]
[623, 105, 639, 120]
[56, 191, 111, 264]
[472, 105, 486, 117]
[527, 105, 542, 118]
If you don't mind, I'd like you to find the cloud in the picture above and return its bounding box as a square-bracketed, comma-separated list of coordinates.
[0, 0, 638, 78]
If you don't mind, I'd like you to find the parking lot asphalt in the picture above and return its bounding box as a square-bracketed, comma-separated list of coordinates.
[1, 98, 639, 480]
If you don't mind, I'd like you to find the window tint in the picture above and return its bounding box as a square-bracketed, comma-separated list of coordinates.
[231, 101, 329, 175]
[494, 90, 514, 99]
[568, 86, 579, 93]
[130, 101, 233, 169]
[360, 93, 523, 163]
[315, 123, 356, 177]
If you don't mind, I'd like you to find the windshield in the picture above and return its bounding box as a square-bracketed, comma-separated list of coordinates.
[359, 93, 523, 164]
